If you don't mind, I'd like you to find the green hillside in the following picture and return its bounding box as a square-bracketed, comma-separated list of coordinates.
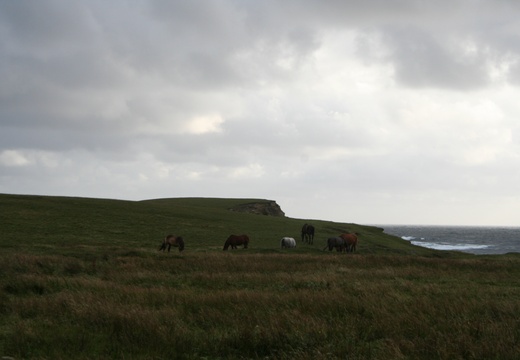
[1, 193, 441, 257]
[3, 193, 520, 359]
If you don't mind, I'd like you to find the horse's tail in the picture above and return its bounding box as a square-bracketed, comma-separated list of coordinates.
[177, 236, 185, 252]
[244, 235, 249, 249]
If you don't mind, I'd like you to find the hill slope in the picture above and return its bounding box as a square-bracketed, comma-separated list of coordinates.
[0, 193, 446, 256]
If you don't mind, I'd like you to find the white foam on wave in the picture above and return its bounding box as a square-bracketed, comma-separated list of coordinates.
[411, 241, 490, 251]
[401, 236, 415, 241]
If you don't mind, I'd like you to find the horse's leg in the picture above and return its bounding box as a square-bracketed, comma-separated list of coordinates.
[167, 244, 171, 252]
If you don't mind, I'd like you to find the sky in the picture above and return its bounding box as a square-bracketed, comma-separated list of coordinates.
[1, 1, 520, 226]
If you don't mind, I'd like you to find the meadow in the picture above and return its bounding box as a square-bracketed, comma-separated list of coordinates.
[1, 194, 520, 359]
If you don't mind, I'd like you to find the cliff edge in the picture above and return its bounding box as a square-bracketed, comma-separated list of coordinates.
[229, 200, 285, 217]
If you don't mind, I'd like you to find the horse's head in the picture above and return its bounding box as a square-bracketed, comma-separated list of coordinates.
[223, 240, 230, 251]
[177, 236, 185, 252]
[327, 237, 338, 251]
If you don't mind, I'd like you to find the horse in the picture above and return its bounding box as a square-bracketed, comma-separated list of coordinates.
[159, 234, 185, 252]
[323, 237, 347, 252]
[280, 237, 296, 249]
[339, 233, 358, 253]
[301, 224, 315, 244]
[223, 234, 250, 250]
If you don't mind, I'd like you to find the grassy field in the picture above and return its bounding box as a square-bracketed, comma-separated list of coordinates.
[1, 193, 520, 359]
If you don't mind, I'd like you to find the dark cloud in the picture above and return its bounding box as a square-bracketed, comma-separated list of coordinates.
[380, 27, 490, 89]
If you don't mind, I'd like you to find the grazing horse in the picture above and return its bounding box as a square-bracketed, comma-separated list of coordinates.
[323, 237, 347, 252]
[223, 234, 250, 250]
[301, 224, 315, 244]
[159, 234, 185, 252]
[280, 237, 297, 249]
[339, 233, 358, 253]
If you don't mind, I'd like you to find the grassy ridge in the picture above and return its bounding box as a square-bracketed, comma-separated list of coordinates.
[1, 194, 520, 359]
[1, 193, 436, 255]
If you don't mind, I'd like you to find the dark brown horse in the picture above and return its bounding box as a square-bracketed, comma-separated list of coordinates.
[301, 223, 315, 244]
[339, 233, 358, 253]
[323, 237, 347, 252]
[159, 234, 185, 252]
[223, 234, 249, 250]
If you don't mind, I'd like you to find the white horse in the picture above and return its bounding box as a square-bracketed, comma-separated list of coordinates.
[280, 237, 296, 249]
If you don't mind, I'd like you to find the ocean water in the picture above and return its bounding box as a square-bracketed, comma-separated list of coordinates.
[379, 225, 520, 255]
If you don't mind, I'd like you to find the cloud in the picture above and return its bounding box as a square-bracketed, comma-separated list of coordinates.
[1, 1, 520, 225]
[0, 150, 31, 167]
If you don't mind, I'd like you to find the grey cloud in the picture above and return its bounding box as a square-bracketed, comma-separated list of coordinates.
[380, 27, 490, 89]
[347, 2, 520, 90]
[507, 61, 520, 85]
[0, 1, 94, 52]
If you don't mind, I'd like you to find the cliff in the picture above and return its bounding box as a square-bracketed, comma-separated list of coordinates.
[228, 200, 285, 217]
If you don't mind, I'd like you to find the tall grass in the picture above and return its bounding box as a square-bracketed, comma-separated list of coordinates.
[2, 194, 519, 358]
[2, 251, 520, 359]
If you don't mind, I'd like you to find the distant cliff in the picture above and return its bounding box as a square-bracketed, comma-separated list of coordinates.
[229, 200, 285, 217]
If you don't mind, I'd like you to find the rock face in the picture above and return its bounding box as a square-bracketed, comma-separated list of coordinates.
[229, 201, 285, 217]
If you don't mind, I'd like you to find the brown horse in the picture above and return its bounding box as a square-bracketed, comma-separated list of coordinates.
[159, 234, 185, 252]
[339, 233, 358, 253]
[223, 234, 249, 250]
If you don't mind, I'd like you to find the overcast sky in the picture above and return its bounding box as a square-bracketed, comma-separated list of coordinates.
[1, 1, 520, 226]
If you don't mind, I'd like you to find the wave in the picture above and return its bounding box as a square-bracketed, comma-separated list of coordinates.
[410, 241, 491, 251]
[400, 235, 491, 251]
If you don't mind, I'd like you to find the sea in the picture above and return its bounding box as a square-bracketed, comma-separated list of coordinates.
[379, 225, 520, 255]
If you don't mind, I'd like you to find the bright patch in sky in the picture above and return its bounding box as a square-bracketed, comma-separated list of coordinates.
[0, 150, 30, 167]
[184, 114, 224, 134]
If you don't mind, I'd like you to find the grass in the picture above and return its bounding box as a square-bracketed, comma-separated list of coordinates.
[1, 193, 520, 359]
